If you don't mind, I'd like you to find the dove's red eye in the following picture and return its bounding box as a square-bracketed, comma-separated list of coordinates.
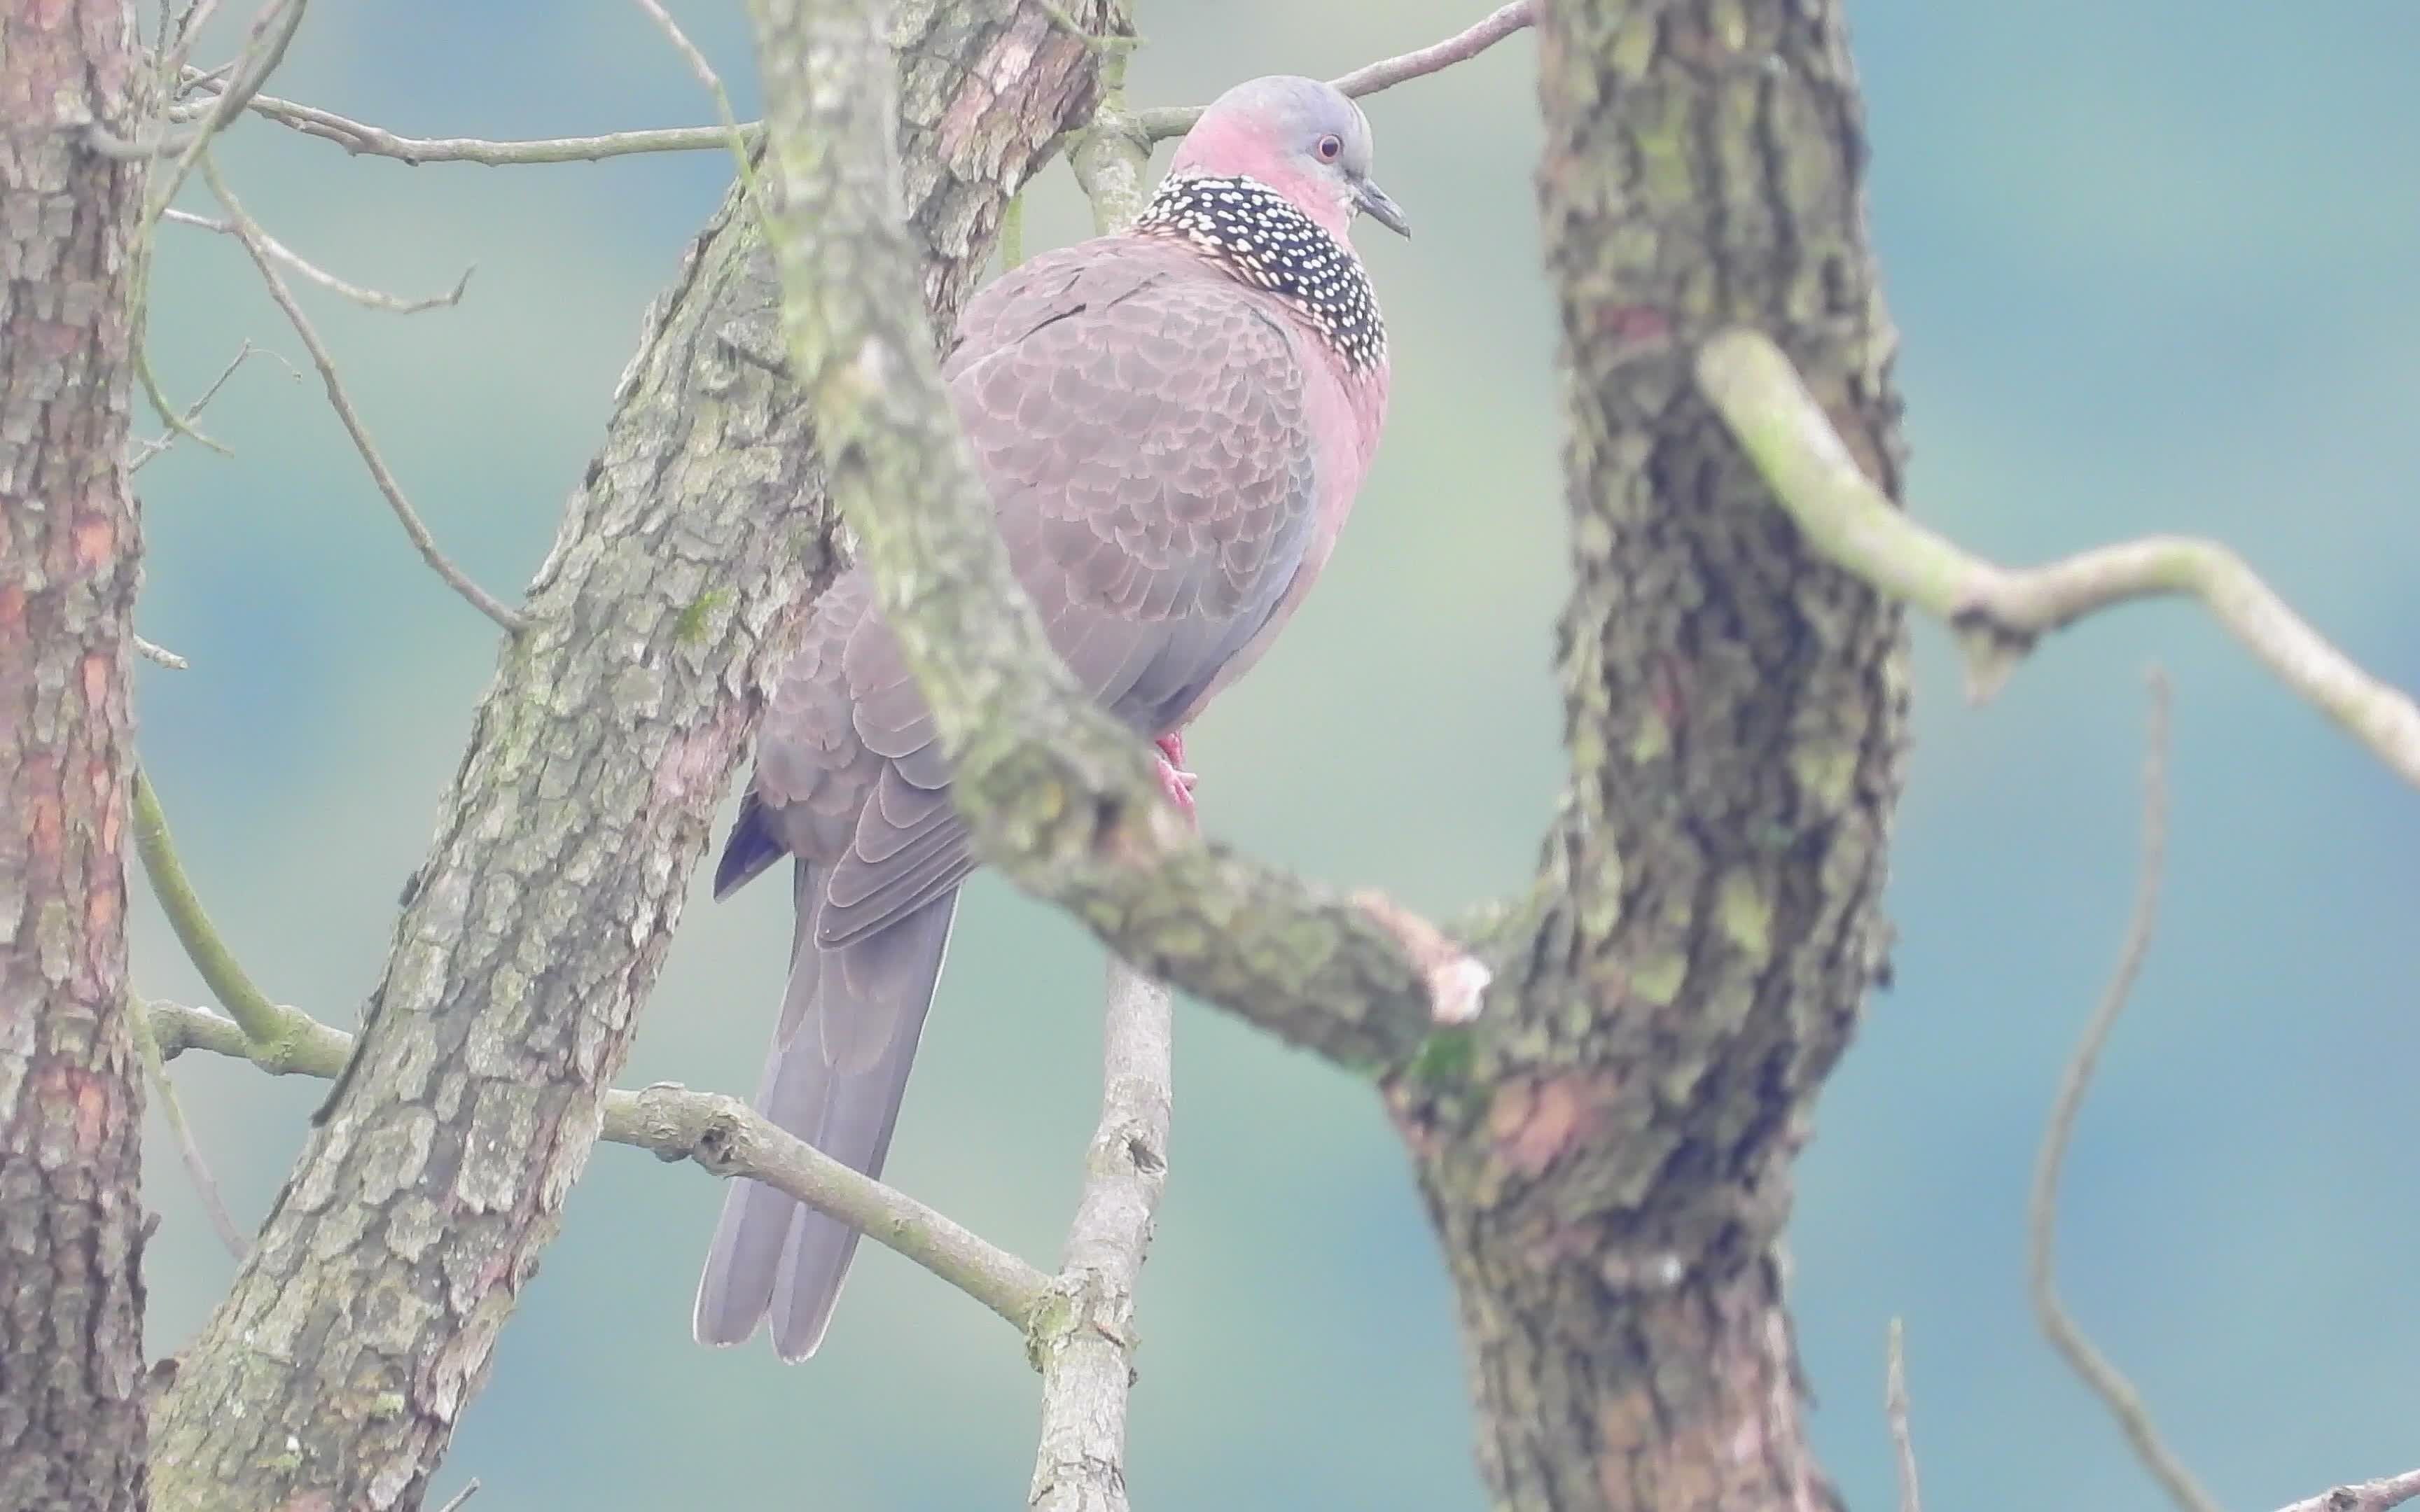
[1315, 134, 1342, 161]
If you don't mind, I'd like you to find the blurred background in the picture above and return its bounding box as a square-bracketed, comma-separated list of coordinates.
[130, 1, 2420, 1507]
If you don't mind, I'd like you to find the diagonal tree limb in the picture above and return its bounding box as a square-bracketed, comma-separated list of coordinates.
[1697, 329, 2420, 789]
[144, 7, 1125, 1506]
[744, 0, 1477, 1077]
[141, 999, 1051, 1327]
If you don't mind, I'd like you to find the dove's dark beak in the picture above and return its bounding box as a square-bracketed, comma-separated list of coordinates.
[1354, 177, 1412, 238]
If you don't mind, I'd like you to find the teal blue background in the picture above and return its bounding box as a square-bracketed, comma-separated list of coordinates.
[132, 3, 2419, 1508]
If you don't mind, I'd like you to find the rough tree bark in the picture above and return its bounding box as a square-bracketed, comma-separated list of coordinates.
[0, 4, 152, 1509]
[143, 4, 1128, 1506]
[1387, 1, 1907, 1507]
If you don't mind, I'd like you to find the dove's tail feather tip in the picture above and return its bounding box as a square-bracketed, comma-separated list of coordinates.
[691, 881, 959, 1362]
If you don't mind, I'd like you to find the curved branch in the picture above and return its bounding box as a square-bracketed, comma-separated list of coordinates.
[132, 766, 342, 1070]
[1696, 330, 2420, 790]
[1135, 2, 1536, 140]
[2026, 671, 2217, 1512]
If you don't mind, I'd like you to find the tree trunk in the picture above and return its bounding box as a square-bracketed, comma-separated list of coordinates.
[0, 4, 151, 1510]
[143, 4, 1126, 1507]
[1391, 1, 1909, 1506]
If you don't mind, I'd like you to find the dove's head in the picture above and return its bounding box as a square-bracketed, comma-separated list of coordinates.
[1165, 75, 1410, 244]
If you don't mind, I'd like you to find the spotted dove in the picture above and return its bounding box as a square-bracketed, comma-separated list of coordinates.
[694, 74, 1407, 1360]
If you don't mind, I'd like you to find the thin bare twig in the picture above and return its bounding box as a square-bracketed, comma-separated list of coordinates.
[160, 0, 228, 83]
[143, 998, 1053, 1327]
[112, 0, 311, 456]
[1136, 2, 1535, 139]
[163, 208, 474, 314]
[100, 0, 309, 188]
[174, 69, 756, 165]
[1696, 330, 2420, 791]
[2274, 1470, 2420, 1512]
[628, 0, 767, 219]
[127, 338, 270, 472]
[134, 349, 232, 459]
[2026, 670, 2215, 1512]
[130, 997, 251, 1261]
[1885, 1318, 1921, 1512]
[431, 1479, 482, 1512]
[1331, 0, 1535, 97]
[1029, 959, 1174, 1512]
[134, 636, 190, 670]
[199, 154, 529, 632]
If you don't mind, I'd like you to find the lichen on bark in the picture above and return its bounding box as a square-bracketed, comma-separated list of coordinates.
[1389, 2, 1911, 1507]
[0, 3, 153, 1508]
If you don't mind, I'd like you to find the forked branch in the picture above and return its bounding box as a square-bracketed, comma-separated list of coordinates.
[199, 155, 529, 631]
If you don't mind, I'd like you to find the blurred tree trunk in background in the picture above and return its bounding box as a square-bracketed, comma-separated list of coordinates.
[0, 3, 153, 1509]
[1393, 1, 1907, 1506]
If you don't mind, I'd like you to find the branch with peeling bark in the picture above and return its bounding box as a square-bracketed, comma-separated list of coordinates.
[1696, 330, 2420, 790]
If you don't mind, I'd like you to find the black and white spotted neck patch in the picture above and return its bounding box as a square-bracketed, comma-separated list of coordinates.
[1136, 173, 1387, 372]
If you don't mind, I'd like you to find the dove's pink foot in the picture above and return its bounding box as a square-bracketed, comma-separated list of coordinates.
[1153, 733, 1197, 829]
